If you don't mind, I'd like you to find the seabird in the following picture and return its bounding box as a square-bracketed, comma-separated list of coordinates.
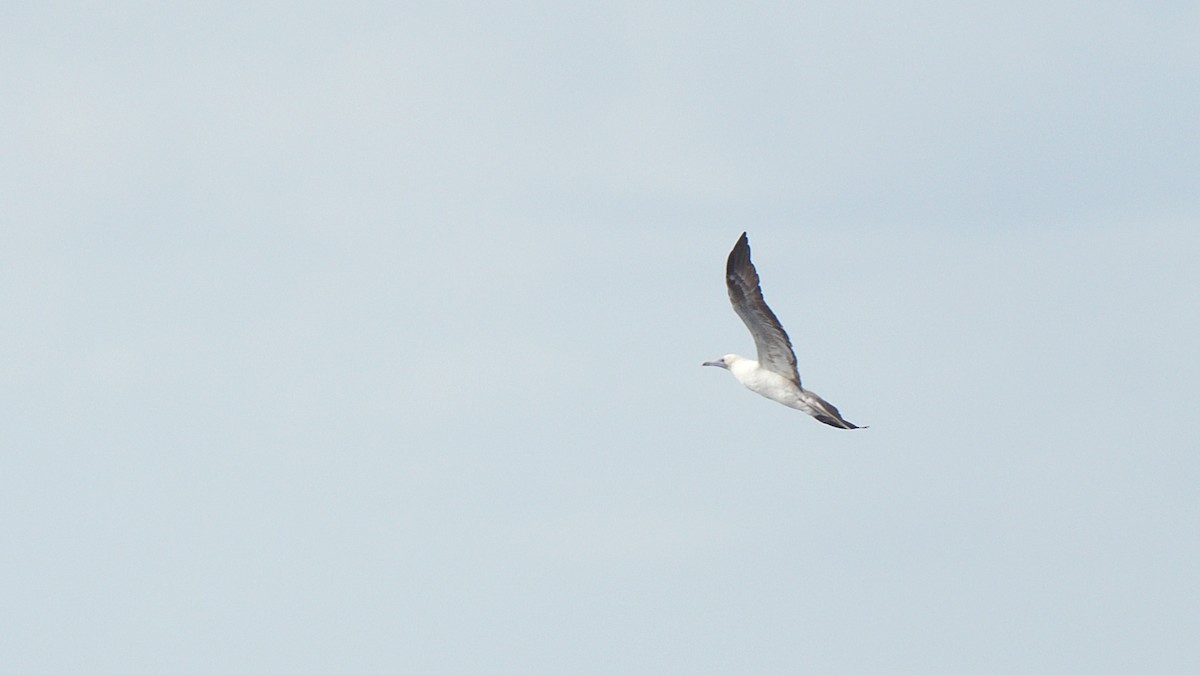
[704, 232, 864, 429]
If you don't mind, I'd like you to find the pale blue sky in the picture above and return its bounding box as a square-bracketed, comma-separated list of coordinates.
[3, 2, 1198, 673]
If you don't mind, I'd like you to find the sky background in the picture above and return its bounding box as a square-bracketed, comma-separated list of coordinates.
[3, 1, 1199, 673]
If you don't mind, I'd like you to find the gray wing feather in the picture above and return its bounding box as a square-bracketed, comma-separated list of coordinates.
[725, 232, 802, 385]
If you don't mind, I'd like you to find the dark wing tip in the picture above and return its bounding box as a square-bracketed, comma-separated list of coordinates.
[726, 232, 752, 278]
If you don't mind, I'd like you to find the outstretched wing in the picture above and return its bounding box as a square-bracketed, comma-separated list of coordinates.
[725, 232, 802, 385]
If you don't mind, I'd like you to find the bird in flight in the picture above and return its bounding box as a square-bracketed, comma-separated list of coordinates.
[704, 232, 864, 429]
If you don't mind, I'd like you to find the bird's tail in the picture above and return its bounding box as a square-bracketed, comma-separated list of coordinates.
[805, 391, 865, 430]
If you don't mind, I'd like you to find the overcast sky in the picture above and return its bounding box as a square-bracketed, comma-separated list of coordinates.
[3, 2, 1198, 673]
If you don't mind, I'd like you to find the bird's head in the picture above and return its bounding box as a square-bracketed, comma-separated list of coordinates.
[702, 354, 740, 369]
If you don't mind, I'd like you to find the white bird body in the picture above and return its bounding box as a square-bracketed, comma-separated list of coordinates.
[716, 352, 855, 425]
[704, 233, 864, 429]
[725, 354, 795, 402]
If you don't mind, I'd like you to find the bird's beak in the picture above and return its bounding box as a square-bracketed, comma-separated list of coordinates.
[702, 360, 725, 368]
